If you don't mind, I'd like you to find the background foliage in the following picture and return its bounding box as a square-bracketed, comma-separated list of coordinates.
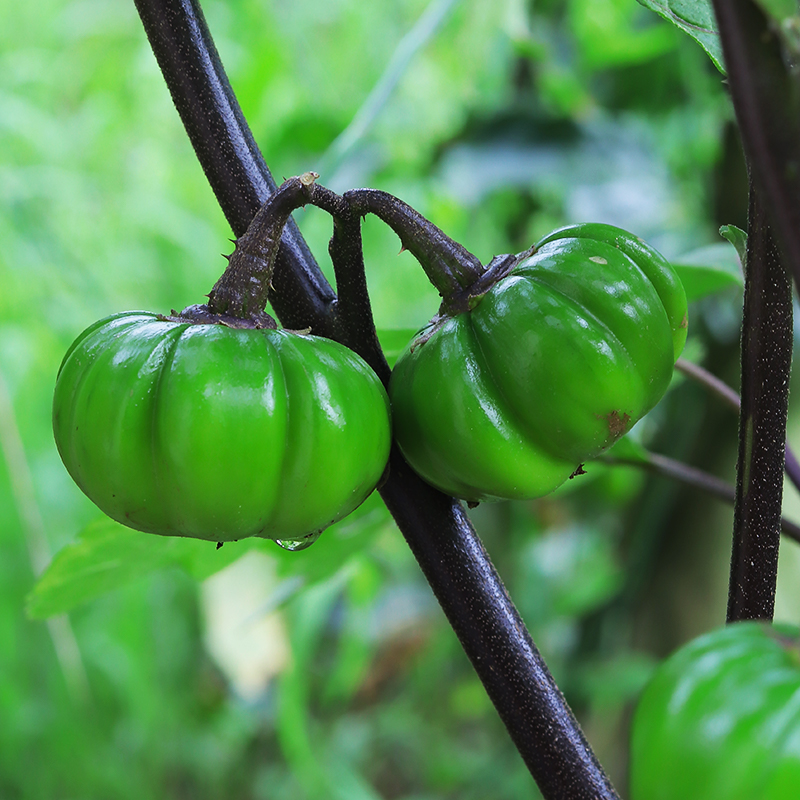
[2, 0, 799, 797]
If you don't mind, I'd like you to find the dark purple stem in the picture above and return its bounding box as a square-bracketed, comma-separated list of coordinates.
[711, 0, 800, 287]
[304, 185, 391, 380]
[345, 188, 484, 302]
[727, 185, 792, 622]
[380, 451, 620, 800]
[133, 1, 620, 796]
[710, 0, 798, 622]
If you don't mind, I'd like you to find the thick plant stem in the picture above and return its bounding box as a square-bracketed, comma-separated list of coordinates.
[727, 185, 792, 623]
[380, 450, 620, 800]
[133, 1, 621, 796]
[711, 0, 799, 622]
[711, 0, 800, 287]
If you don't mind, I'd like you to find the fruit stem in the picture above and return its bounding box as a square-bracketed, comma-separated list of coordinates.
[344, 188, 484, 301]
[302, 183, 392, 383]
[207, 173, 319, 320]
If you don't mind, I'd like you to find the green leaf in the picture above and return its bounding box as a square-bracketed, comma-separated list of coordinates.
[719, 223, 748, 264]
[672, 242, 744, 302]
[522, 524, 624, 618]
[26, 517, 249, 618]
[272, 495, 391, 589]
[573, 651, 658, 709]
[636, 0, 725, 72]
[28, 492, 391, 618]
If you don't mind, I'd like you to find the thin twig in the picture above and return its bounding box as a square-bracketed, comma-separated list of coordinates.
[676, 358, 800, 493]
[675, 358, 740, 413]
[601, 452, 800, 544]
[307, 184, 391, 381]
[345, 187, 484, 300]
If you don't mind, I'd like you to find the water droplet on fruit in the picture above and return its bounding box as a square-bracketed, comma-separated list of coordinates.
[275, 531, 321, 551]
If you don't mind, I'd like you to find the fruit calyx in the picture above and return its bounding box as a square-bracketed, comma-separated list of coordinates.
[161, 304, 278, 330]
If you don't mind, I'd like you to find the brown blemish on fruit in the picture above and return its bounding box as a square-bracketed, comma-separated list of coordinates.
[605, 410, 631, 438]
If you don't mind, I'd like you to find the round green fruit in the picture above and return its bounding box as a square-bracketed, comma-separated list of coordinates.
[53, 311, 391, 544]
[389, 223, 687, 502]
[630, 621, 800, 800]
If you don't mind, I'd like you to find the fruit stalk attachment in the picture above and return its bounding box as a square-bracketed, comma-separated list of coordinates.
[204, 172, 319, 324]
[344, 187, 486, 306]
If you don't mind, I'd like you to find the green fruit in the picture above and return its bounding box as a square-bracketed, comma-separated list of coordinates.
[389, 223, 687, 502]
[53, 311, 391, 544]
[630, 622, 800, 800]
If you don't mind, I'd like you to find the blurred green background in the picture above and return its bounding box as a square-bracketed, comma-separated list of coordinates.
[3, 0, 800, 797]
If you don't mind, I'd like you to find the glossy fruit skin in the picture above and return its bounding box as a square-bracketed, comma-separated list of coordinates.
[630, 622, 800, 800]
[53, 311, 391, 543]
[389, 223, 687, 502]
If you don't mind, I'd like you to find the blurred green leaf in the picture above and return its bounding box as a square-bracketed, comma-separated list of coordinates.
[26, 517, 243, 618]
[29, 493, 391, 618]
[320, 557, 383, 706]
[570, 0, 676, 69]
[519, 524, 625, 620]
[672, 242, 744, 302]
[636, 0, 724, 71]
[276, 570, 370, 799]
[574, 651, 658, 709]
[270, 494, 392, 587]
